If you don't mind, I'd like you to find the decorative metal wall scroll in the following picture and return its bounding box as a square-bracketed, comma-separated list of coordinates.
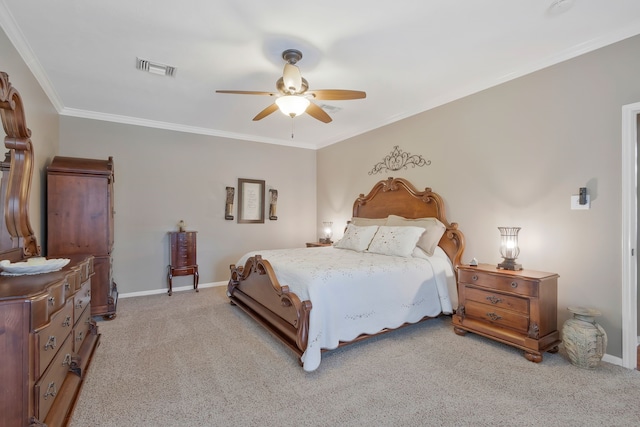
[269, 189, 278, 220]
[225, 187, 234, 220]
[368, 145, 431, 175]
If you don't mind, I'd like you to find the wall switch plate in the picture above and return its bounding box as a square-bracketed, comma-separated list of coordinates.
[571, 194, 590, 210]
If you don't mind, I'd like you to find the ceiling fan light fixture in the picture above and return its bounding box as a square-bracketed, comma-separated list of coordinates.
[282, 63, 302, 93]
[217, 48, 364, 124]
[275, 95, 310, 118]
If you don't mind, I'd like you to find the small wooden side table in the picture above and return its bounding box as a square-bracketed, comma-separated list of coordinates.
[167, 231, 199, 296]
[306, 242, 332, 247]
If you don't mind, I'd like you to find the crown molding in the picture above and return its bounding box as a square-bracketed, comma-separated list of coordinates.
[59, 108, 318, 150]
[0, 1, 64, 112]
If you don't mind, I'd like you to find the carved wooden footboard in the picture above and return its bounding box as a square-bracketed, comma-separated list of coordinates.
[228, 254, 312, 361]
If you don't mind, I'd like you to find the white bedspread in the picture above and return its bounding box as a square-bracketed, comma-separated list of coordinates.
[236, 246, 456, 372]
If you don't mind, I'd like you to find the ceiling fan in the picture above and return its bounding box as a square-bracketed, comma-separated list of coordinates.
[216, 49, 366, 123]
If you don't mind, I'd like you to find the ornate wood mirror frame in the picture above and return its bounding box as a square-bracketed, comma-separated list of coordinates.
[0, 71, 40, 261]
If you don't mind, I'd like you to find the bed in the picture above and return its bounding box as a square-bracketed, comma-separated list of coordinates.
[227, 177, 465, 371]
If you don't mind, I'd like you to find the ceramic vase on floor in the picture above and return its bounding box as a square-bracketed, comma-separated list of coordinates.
[562, 306, 607, 369]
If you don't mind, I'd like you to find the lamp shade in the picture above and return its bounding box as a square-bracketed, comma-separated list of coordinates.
[320, 221, 333, 244]
[497, 226, 522, 270]
[276, 95, 310, 118]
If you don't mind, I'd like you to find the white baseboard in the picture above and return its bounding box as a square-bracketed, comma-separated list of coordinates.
[119, 281, 227, 299]
[602, 353, 623, 367]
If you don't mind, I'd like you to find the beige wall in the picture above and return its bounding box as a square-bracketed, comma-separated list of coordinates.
[318, 34, 640, 359]
[4, 20, 639, 359]
[0, 26, 59, 253]
[58, 117, 317, 293]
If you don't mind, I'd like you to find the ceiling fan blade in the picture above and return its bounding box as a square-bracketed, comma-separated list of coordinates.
[252, 103, 280, 121]
[305, 102, 332, 123]
[216, 90, 277, 96]
[307, 90, 366, 100]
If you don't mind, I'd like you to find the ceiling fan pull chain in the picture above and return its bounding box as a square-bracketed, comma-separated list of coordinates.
[291, 117, 295, 139]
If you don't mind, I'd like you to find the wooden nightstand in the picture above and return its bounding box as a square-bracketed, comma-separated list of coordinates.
[306, 242, 332, 247]
[453, 264, 560, 363]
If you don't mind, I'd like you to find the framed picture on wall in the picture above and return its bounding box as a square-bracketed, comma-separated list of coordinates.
[237, 178, 265, 223]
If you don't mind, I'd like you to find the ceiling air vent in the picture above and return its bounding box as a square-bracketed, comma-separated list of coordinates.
[319, 104, 342, 114]
[136, 57, 176, 77]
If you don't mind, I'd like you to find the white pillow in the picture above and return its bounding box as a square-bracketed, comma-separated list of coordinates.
[334, 224, 379, 252]
[385, 215, 446, 256]
[350, 217, 387, 227]
[367, 225, 425, 258]
[412, 245, 448, 260]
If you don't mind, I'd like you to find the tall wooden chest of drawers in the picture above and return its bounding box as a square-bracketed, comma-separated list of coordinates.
[0, 256, 99, 427]
[453, 264, 561, 362]
[47, 156, 117, 318]
[167, 231, 198, 296]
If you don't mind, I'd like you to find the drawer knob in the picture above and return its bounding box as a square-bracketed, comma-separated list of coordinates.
[486, 312, 502, 321]
[76, 331, 84, 342]
[486, 295, 502, 304]
[44, 335, 57, 351]
[472, 275, 478, 281]
[62, 315, 71, 327]
[64, 281, 70, 291]
[62, 353, 72, 367]
[511, 281, 518, 288]
[76, 301, 83, 310]
[44, 382, 57, 400]
[48, 296, 55, 305]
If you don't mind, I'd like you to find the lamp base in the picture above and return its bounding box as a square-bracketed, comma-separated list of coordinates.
[497, 259, 522, 271]
[319, 238, 333, 244]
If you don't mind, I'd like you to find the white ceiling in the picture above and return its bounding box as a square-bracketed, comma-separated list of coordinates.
[1, 1, 640, 150]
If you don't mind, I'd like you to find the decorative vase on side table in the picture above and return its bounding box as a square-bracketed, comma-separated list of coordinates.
[562, 306, 607, 369]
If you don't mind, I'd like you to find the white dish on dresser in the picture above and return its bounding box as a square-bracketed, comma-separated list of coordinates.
[0, 257, 71, 275]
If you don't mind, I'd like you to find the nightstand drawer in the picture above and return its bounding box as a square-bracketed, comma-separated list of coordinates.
[465, 286, 529, 314]
[458, 269, 537, 297]
[465, 300, 529, 333]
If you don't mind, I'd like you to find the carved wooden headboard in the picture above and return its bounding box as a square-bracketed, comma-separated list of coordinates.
[0, 71, 40, 261]
[352, 177, 465, 267]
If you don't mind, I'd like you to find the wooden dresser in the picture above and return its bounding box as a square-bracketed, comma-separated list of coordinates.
[167, 231, 198, 296]
[0, 256, 99, 427]
[453, 264, 560, 362]
[47, 156, 117, 318]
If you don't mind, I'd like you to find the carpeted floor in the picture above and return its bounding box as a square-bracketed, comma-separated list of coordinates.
[70, 286, 640, 427]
